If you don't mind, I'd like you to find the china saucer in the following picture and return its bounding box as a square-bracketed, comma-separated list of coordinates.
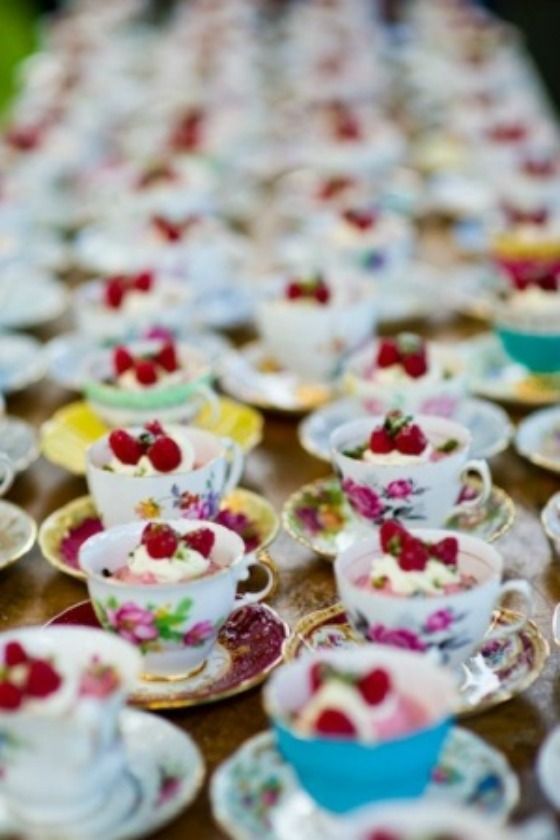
[0, 500, 37, 570]
[211, 729, 519, 840]
[516, 407, 560, 473]
[0, 334, 46, 392]
[299, 397, 513, 463]
[446, 264, 505, 322]
[48, 601, 288, 710]
[0, 270, 67, 329]
[219, 342, 335, 413]
[284, 604, 548, 717]
[465, 334, 560, 406]
[282, 476, 515, 559]
[0, 708, 204, 840]
[541, 492, 560, 554]
[0, 416, 39, 472]
[40, 398, 263, 474]
[537, 726, 560, 810]
[39, 491, 279, 580]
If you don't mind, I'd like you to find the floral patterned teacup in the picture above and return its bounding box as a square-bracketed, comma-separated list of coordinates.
[335, 529, 533, 669]
[330, 416, 492, 528]
[86, 425, 243, 528]
[79, 519, 275, 679]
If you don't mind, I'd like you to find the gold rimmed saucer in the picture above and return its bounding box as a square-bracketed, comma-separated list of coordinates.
[0, 501, 37, 570]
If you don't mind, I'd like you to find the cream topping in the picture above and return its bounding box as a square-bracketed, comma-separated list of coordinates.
[127, 543, 209, 583]
[371, 553, 463, 596]
[116, 367, 184, 391]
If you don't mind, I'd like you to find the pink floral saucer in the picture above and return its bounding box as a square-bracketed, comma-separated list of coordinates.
[47, 600, 289, 710]
[284, 604, 548, 716]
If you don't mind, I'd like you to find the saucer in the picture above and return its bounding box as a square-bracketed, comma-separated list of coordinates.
[40, 398, 263, 474]
[0, 501, 37, 571]
[0, 272, 67, 329]
[541, 492, 560, 554]
[282, 476, 515, 559]
[0, 708, 204, 840]
[211, 729, 519, 839]
[446, 264, 505, 322]
[299, 397, 513, 463]
[0, 416, 39, 472]
[284, 604, 549, 717]
[465, 334, 560, 406]
[0, 334, 46, 392]
[191, 284, 254, 330]
[39, 490, 279, 580]
[219, 342, 334, 413]
[515, 407, 560, 473]
[537, 726, 560, 810]
[48, 601, 288, 710]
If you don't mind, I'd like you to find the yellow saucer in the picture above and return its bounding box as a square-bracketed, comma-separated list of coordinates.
[40, 398, 264, 475]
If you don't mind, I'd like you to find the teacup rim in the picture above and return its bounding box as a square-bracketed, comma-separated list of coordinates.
[330, 414, 472, 459]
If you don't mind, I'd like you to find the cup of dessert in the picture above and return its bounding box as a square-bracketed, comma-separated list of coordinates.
[343, 335, 467, 418]
[86, 421, 244, 528]
[73, 269, 192, 340]
[83, 338, 218, 426]
[0, 626, 140, 827]
[79, 519, 276, 680]
[263, 646, 458, 814]
[335, 519, 533, 670]
[255, 272, 377, 382]
[330, 412, 492, 529]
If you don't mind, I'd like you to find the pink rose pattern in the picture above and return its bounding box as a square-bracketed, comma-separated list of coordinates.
[105, 603, 158, 646]
[183, 620, 215, 646]
[341, 476, 427, 524]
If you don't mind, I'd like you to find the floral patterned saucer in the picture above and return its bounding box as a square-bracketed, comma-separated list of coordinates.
[299, 397, 513, 463]
[210, 729, 519, 840]
[282, 476, 515, 559]
[47, 601, 289, 710]
[39, 490, 279, 581]
[283, 604, 548, 717]
[219, 342, 335, 413]
[40, 398, 263, 475]
[0, 501, 37, 570]
[465, 334, 560, 406]
[515, 407, 560, 474]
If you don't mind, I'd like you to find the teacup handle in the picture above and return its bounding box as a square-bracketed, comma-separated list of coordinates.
[485, 580, 533, 641]
[552, 603, 560, 645]
[235, 551, 278, 606]
[0, 453, 14, 497]
[221, 438, 244, 494]
[450, 459, 492, 516]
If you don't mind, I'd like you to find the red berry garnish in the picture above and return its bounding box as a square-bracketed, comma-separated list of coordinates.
[0, 682, 23, 710]
[357, 668, 392, 706]
[135, 360, 159, 386]
[104, 276, 126, 309]
[133, 271, 154, 292]
[394, 423, 427, 456]
[113, 345, 135, 375]
[314, 284, 331, 304]
[286, 281, 303, 300]
[182, 527, 215, 558]
[537, 272, 559, 292]
[170, 109, 204, 152]
[144, 420, 165, 437]
[379, 520, 407, 555]
[108, 429, 144, 465]
[4, 641, 28, 667]
[398, 537, 429, 571]
[343, 209, 376, 231]
[377, 339, 401, 368]
[309, 662, 326, 694]
[369, 426, 394, 454]
[314, 708, 357, 737]
[366, 831, 400, 840]
[318, 176, 353, 201]
[402, 352, 428, 379]
[147, 435, 182, 472]
[152, 215, 182, 242]
[431, 536, 459, 567]
[142, 523, 179, 559]
[25, 660, 62, 698]
[155, 341, 178, 373]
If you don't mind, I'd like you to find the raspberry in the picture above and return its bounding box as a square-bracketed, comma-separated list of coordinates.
[25, 660, 62, 698]
[357, 668, 392, 706]
[152, 215, 182, 242]
[144, 420, 165, 437]
[366, 831, 400, 840]
[135, 360, 159, 386]
[313, 708, 357, 737]
[402, 352, 428, 378]
[398, 537, 429, 571]
[104, 276, 126, 309]
[318, 177, 353, 201]
[537, 272, 559, 292]
[4, 641, 28, 667]
[394, 423, 427, 456]
[183, 527, 215, 558]
[343, 209, 376, 231]
[0, 682, 23, 710]
[369, 427, 394, 454]
[142, 523, 179, 559]
[113, 346, 134, 375]
[133, 271, 154, 292]
[309, 662, 326, 694]
[314, 284, 331, 304]
[379, 520, 407, 555]
[171, 110, 203, 151]
[155, 341, 178, 373]
[286, 281, 303, 300]
[108, 429, 144, 465]
[431, 536, 459, 567]
[376, 339, 400, 368]
[147, 435, 182, 472]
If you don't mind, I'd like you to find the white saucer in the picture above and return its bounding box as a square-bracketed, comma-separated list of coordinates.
[0, 270, 67, 328]
[516, 407, 560, 473]
[0, 416, 39, 472]
[537, 726, 560, 810]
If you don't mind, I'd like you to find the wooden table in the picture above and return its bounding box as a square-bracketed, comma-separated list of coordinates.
[2, 303, 560, 838]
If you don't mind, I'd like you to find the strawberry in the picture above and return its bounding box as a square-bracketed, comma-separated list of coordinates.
[155, 341, 178, 373]
[314, 283, 331, 304]
[135, 360, 159, 386]
[133, 271, 154, 292]
[4, 641, 28, 667]
[286, 281, 303, 300]
[357, 668, 392, 706]
[313, 708, 357, 737]
[394, 423, 427, 456]
[402, 352, 428, 378]
[343, 209, 376, 231]
[431, 536, 459, 567]
[537, 272, 559, 292]
[144, 420, 165, 437]
[147, 435, 182, 472]
[369, 426, 394, 454]
[0, 682, 23, 710]
[182, 527, 215, 558]
[152, 215, 182, 242]
[142, 523, 179, 559]
[109, 429, 144, 465]
[318, 176, 353, 201]
[25, 660, 62, 698]
[113, 346, 134, 375]
[376, 339, 401, 368]
[398, 536, 429, 571]
[309, 662, 326, 694]
[379, 520, 407, 555]
[104, 276, 126, 309]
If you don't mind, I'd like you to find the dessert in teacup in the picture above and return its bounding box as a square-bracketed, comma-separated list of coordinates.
[344, 334, 467, 418]
[331, 413, 491, 528]
[335, 521, 533, 669]
[83, 338, 216, 426]
[86, 422, 243, 527]
[80, 519, 275, 679]
[0, 626, 140, 829]
[264, 647, 457, 813]
[255, 272, 377, 382]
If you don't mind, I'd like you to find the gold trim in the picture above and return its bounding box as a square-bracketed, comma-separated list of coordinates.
[141, 659, 207, 683]
[0, 503, 37, 570]
[541, 493, 560, 546]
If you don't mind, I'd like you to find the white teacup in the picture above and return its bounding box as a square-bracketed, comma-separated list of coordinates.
[330, 415, 491, 528]
[335, 529, 532, 669]
[86, 425, 243, 527]
[80, 519, 276, 679]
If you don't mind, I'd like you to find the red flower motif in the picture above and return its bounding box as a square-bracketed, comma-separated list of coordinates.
[386, 479, 413, 499]
[342, 479, 384, 520]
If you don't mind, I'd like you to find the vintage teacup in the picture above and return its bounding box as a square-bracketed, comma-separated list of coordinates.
[330, 415, 491, 527]
[335, 529, 533, 669]
[80, 519, 276, 679]
[0, 626, 140, 828]
[86, 425, 244, 527]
